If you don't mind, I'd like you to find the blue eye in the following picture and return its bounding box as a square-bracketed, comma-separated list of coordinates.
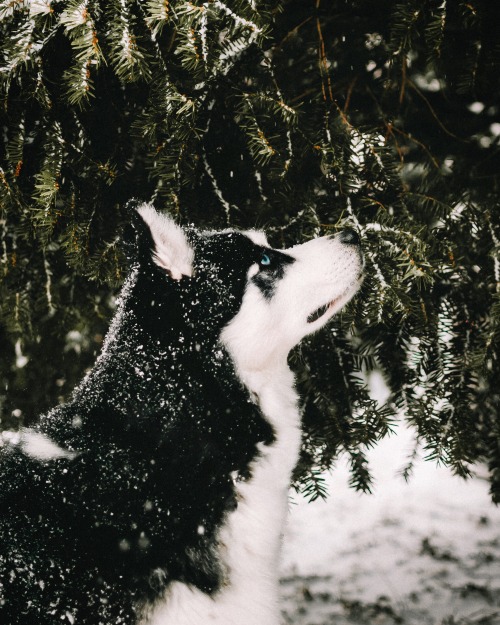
[260, 253, 271, 266]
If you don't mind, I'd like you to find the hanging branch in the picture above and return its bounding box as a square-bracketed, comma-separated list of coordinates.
[1, 0, 500, 499]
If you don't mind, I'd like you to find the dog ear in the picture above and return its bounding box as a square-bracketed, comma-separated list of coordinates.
[131, 203, 195, 280]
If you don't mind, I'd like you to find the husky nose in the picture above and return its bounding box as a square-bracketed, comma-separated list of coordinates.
[338, 228, 360, 246]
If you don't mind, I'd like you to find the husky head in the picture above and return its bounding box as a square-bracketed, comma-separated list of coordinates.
[132, 204, 363, 371]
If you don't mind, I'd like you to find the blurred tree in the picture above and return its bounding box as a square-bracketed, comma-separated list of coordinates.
[1, 0, 499, 499]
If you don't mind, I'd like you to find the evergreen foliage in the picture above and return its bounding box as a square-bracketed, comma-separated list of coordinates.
[1, 0, 500, 500]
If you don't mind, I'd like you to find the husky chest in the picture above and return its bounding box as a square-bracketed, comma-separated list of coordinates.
[0, 204, 363, 625]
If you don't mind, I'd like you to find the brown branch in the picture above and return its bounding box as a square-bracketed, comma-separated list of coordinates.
[275, 16, 313, 52]
[385, 122, 406, 166]
[407, 79, 467, 142]
[391, 126, 441, 169]
[315, 1, 333, 103]
[344, 76, 358, 113]
[400, 55, 407, 105]
[365, 83, 440, 168]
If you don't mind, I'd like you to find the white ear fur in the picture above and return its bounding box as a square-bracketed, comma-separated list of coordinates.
[242, 229, 269, 247]
[137, 204, 194, 280]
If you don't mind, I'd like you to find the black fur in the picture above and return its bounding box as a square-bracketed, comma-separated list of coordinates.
[252, 249, 295, 300]
[0, 217, 275, 625]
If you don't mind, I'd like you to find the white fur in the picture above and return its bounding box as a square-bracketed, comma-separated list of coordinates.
[242, 230, 269, 247]
[138, 204, 194, 280]
[221, 235, 363, 371]
[140, 229, 363, 625]
[20, 430, 77, 461]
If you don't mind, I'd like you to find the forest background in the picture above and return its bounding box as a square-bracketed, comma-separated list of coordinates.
[1, 0, 500, 502]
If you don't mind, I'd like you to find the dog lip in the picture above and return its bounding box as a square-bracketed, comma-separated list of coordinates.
[307, 300, 336, 323]
[306, 276, 363, 324]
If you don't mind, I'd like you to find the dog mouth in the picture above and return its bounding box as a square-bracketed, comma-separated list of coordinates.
[307, 300, 337, 324]
[306, 278, 363, 324]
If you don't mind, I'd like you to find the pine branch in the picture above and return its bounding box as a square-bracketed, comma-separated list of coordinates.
[2, 0, 500, 498]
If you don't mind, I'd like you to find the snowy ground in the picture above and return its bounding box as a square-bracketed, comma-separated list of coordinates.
[281, 424, 500, 625]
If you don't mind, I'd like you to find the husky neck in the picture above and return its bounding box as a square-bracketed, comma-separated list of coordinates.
[140, 298, 302, 625]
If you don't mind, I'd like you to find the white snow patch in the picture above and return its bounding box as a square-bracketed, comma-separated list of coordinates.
[20, 430, 77, 461]
[15, 339, 28, 369]
[281, 425, 500, 622]
[468, 101, 485, 114]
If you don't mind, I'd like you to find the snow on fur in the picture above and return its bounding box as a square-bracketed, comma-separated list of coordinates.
[0, 203, 363, 625]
